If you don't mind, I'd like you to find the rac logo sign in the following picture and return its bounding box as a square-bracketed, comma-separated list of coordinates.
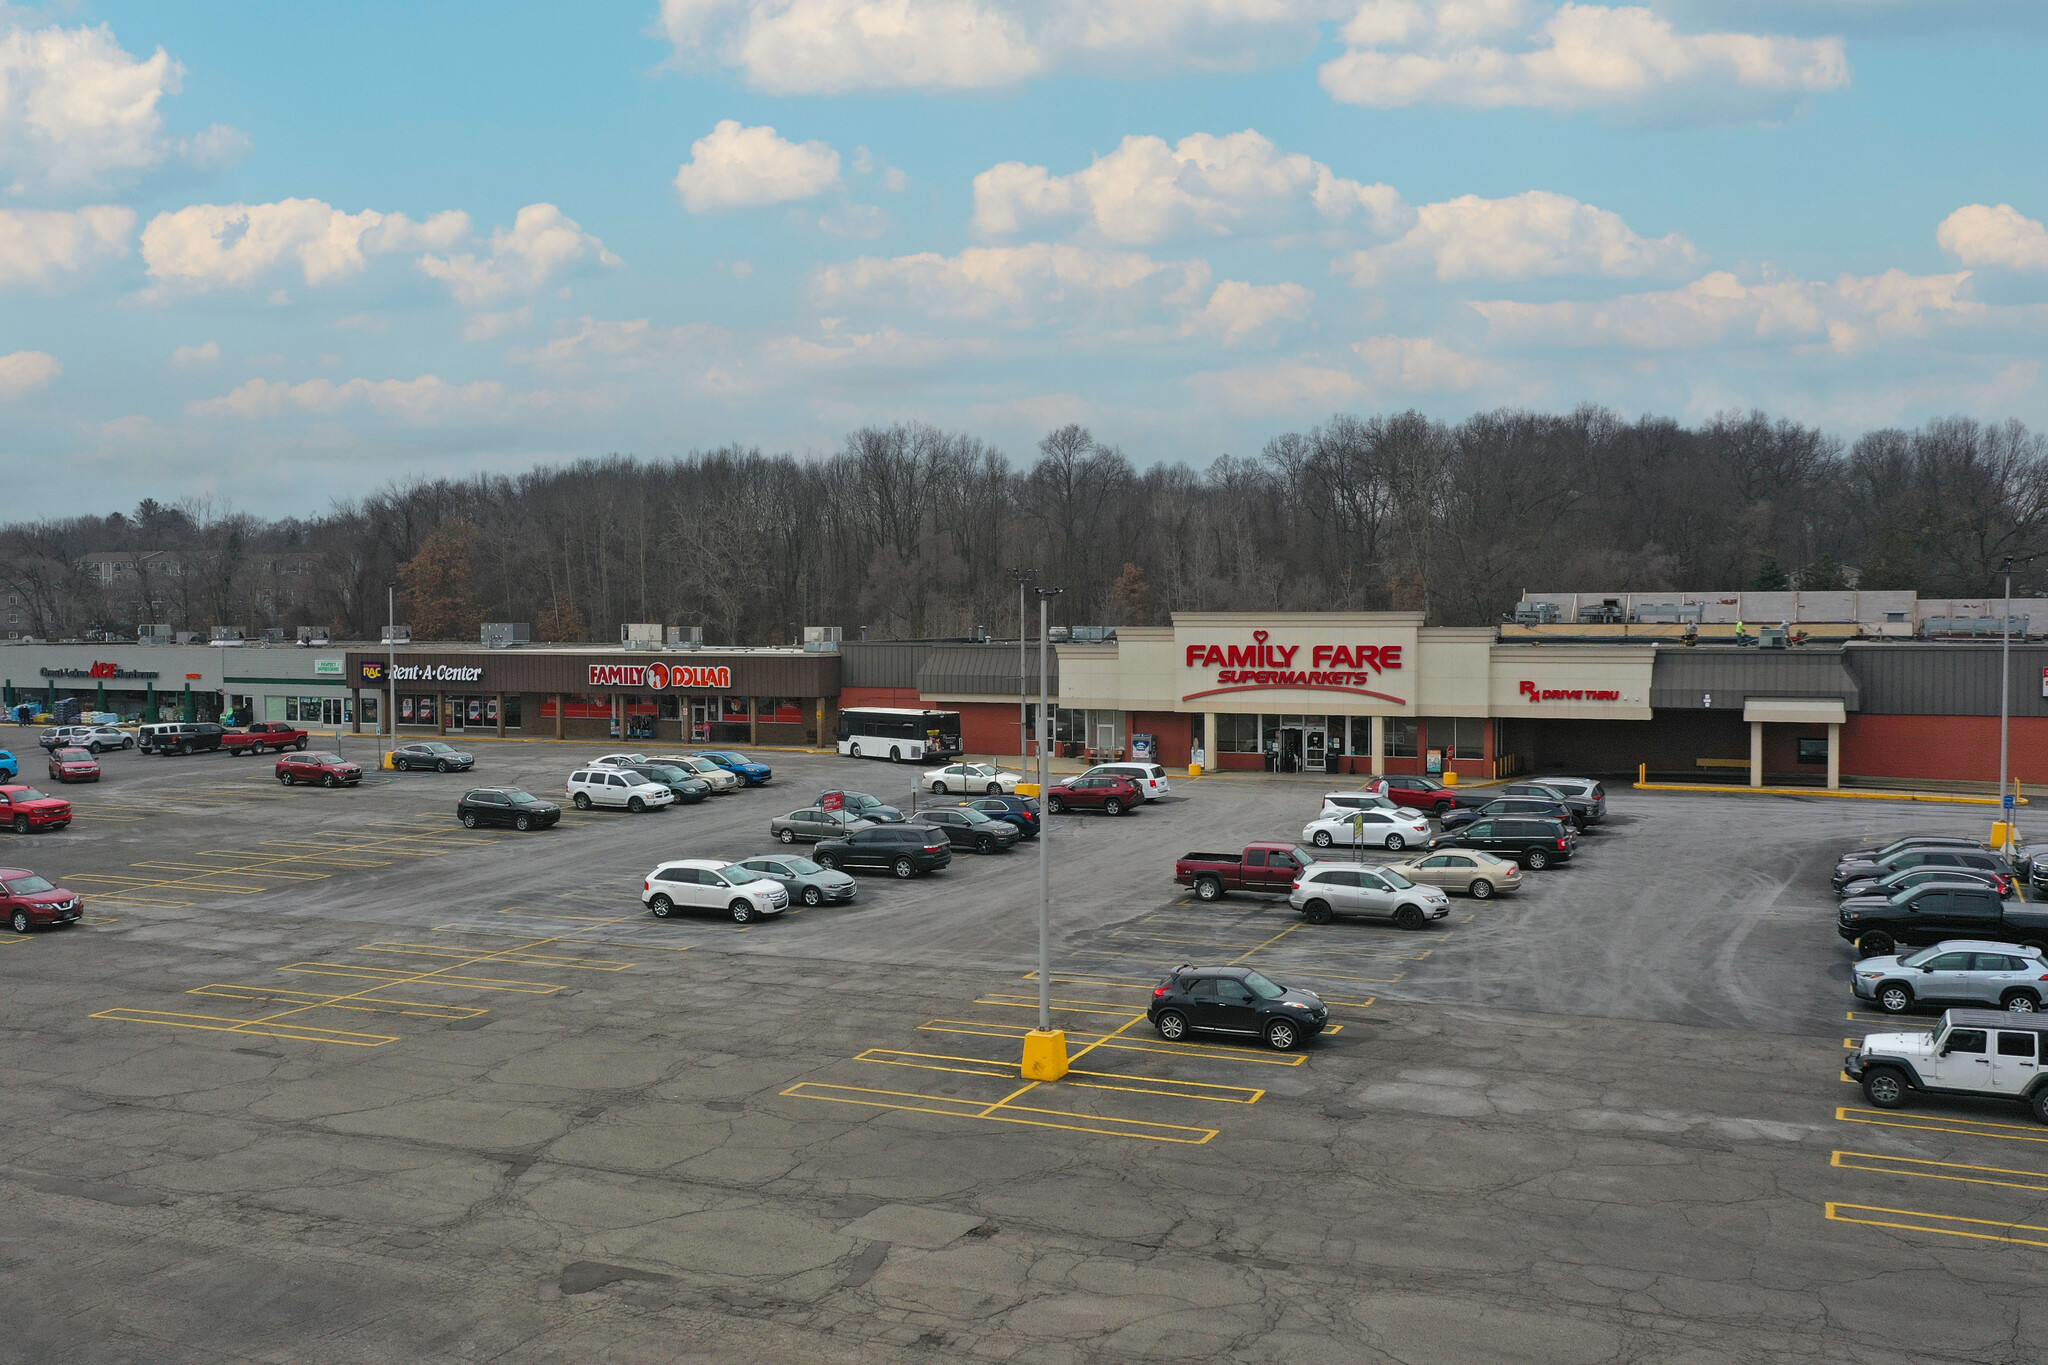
[1520, 680, 1621, 703]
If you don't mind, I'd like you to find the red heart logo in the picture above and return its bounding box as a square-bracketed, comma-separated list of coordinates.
[1253, 630, 1269, 643]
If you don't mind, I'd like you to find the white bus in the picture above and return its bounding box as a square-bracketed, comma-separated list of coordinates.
[835, 707, 963, 762]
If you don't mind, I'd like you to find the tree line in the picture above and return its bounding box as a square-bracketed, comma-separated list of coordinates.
[6, 408, 2048, 643]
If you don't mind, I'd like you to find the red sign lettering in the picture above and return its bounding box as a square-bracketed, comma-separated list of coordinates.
[587, 663, 733, 690]
[1181, 629, 1405, 703]
[1519, 680, 1621, 703]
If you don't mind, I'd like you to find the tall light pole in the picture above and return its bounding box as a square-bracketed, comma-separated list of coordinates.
[1997, 554, 2043, 850]
[1021, 584, 1067, 1081]
[387, 585, 398, 758]
[1009, 567, 1037, 767]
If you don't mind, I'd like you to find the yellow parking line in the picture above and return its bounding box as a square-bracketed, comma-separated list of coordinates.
[427, 924, 697, 953]
[354, 941, 635, 971]
[189, 985, 487, 1020]
[1832, 1150, 2048, 1193]
[852, 1049, 1267, 1103]
[977, 993, 1145, 1018]
[920, 1017, 1308, 1066]
[87, 1008, 398, 1047]
[278, 962, 563, 992]
[781, 1082, 1219, 1144]
[1825, 1202, 2048, 1249]
[1835, 1106, 2048, 1144]
[1846, 1011, 1934, 1027]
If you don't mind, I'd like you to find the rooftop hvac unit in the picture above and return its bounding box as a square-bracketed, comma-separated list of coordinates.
[622, 622, 663, 651]
[175, 631, 201, 645]
[666, 625, 704, 648]
[1511, 601, 1560, 625]
[1068, 626, 1116, 643]
[481, 622, 531, 649]
[803, 625, 841, 653]
[381, 626, 412, 645]
[138, 624, 174, 645]
[262, 627, 288, 643]
[296, 625, 330, 647]
[210, 625, 245, 642]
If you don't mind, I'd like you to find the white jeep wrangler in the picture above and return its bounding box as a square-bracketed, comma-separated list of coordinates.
[1846, 1008, 2048, 1122]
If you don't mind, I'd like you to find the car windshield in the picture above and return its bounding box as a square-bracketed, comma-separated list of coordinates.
[784, 858, 824, 875]
[958, 809, 992, 823]
[1899, 948, 1941, 967]
[643, 766, 687, 781]
[719, 866, 765, 884]
[12, 788, 50, 801]
[706, 752, 744, 762]
[503, 789, 539, 804]
[1241, 971, 1287, 1000]
[1381, 870, 1415, 889]
[685, 759, 718, 773]
[6, 874, 55, 894]
[57, 748, 90, 760]
[309, 753, 342, 763]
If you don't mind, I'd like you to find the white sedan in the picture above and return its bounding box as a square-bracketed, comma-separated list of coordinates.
[924, 762, 1022, 795]
[1302, 808, 1434, 852]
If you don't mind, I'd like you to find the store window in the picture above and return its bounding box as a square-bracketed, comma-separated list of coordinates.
[1384, 717, 1419, 758]
[1215, 714, 1262, 753]
[1797, 736, 1828, 764]
[1439, 717, 1487, 760]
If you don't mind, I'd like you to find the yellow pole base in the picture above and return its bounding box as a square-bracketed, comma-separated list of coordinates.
[1993, 820, 2013, 849]
[1015, 781, 1040, 797]
[1020, 1028, 1069, 1081]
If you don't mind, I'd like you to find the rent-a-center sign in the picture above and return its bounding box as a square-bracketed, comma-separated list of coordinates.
[1181, 629, 1406, 704]
[589, 662, 732, 690]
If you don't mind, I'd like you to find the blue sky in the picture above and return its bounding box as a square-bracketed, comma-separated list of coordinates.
[2, 0, 2046, 518]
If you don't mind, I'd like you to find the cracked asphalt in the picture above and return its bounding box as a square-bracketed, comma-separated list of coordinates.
[5, 739, 2046, 1363]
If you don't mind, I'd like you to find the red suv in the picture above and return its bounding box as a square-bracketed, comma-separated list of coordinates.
[48, 747, 101, 784]
[2, 867, 82, 932]
[276, 751, 364, 788]
[0, 785, 71, 833]
[1047, 774, 1140, 815]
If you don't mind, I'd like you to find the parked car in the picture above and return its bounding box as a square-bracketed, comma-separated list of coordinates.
[944, 794, 1040, 839]
[1846, 1009, 2048, 1122]
[733, 854, 858, 907]
[1446, 816, 1575, 869]
[1440, 795, 1575, 833]
[923, 762, 1022, 795]
[221, 723, 308, 755]
[72, 725, 135, 754]
[38, 726, 93, 752]
[908, 806, 1022, 854]
[1046, 774, 1140, 815]
[1175, 842, 1312, 902]
[662, 755, 740, 793]
[46, 747, 100, 784]
[1384, 849, 1525, 899]
[0, 750, 15, 781]
[1289, 862, 1451, 928]
[694, 750, 773, 785]
[393, 741, 474, 773]
[1837, 880, 2048, 956]
[1533, 776, 1606, 823]
[565, 768, 676, 813]
[624, 762, 714, 804]
[456, 787, 561, 830]
[275, 751, 364, 788]
[1082, 763, 1172, 802]
[1147, 965, 1328, 1051]
[1302, 808, 1433, 852]
[590, 753, 649, 769]
[1366, 774, 1475, 816]
[2, 867, 82, 932]
[1833, 845, 2011, 891]
[770, 807, 876, 843]
[1841, 834, 1985, 863]
[141, 722, 227, 756]
[1495, 781, 1601, 830]
[812, 824, 953, 878]
[1838, 865, 2014, 901]
[818, 790, 903, 823]
[0, 785, 71, 833]
[641, 858, 789, 923]
[1318, 791, 1427, 819]
[1851, 941, 2048, 1014]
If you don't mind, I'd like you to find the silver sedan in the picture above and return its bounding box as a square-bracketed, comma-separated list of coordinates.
[734, 854, 859, 907]
[769, 807, 875, 843]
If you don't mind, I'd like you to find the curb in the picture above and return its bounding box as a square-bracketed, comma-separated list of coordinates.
[1634, 781, 2025, 807]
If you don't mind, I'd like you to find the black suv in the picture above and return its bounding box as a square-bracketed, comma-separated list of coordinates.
[908, 807, 1021, 854]
[1833, 845, 2009, 892]
[1497, 782, 1600, 829]
[813, 824, 952, 878]
[818, 791, 905, 823]
[625, 762, 714, 804]
[1448, 816, 1575, 869]
[157, 722, 226, 756]
[1837, 880, 2048, 956]
[1441, 795, 1575, 833]
[1148, 965, 1328, 1051]
[456, 787, 562, 831]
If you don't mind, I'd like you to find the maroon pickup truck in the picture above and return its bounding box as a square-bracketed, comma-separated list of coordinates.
[222, 722, 309, 756]
[1175, 842, 1314, 902]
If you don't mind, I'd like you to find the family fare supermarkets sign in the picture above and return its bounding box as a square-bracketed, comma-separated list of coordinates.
[589, 662, 732, 690]
[1181, 629, 1406, 704]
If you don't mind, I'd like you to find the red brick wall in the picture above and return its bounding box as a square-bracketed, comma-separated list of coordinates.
[1842, 714, 2048, 786]
[839, 686, 922, 708]
[1130, 711, 1194, 767]
[957, 701, 1024, 758]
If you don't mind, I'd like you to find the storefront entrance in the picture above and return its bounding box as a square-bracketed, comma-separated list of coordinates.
[1270, 720, 1328, 773]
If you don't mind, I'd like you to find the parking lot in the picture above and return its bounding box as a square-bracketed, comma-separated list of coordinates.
[7, 738, 2048, 1363]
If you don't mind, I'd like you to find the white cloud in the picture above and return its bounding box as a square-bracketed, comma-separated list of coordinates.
[1320, 1, 1849, 124]
[0, 205, 133, 289]
[1193, 280, 1315, 346]
[656, 0, 1343, 94]
[461, 306, 533, 342]
[763, 326, 986, 369]
[1471, 268, 1979, 353]
[170, 341, 220, 370]
[1188, 356, 1366, 412]
[0, 349, 60, 397]
[1352, 333, 1493, 389]
[1937, 204, 2048, 272]
[416, 204, 620, 306]
[140, 199, 470, 294]
[509, 316, 731, 372]
[673, 120, 842, 212]
[1336, 189, 1697, 284]
[0, 23, 247, 195]
[812, 242, 1213, 330]
[974, 129, 1408, 244]
[186, 373, 580, 423]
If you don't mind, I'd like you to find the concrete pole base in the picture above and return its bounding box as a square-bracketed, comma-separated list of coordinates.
[1020, 1028, 1069, 1081]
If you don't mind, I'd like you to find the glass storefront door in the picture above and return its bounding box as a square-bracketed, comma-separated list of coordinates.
[1304, 727, 1327, 772]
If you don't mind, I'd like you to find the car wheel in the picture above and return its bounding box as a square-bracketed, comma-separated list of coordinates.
[435, 759, 449, 773]
[1154, 1010, 1189, 1041]
[462, 812, 479, 829]
[730, 900, 754, 924]
[87, 742, 101, 754]
[816, 854, 839, 870]
[1048, 796, 1066, 814]
[515, 815, 531, 832]
[1104, 797, 1124, 815]
[1469, 879, 1494, 900]
[322, 774, 339, 789]
[932, 781, 947, 794]
[649, 894, 674, 918]
[778, 828, 797, 844]
[1856, 931, 1895, 958]
[572, 793, 592, 810]
[1877, 983, 1913, 1014]
[13, 815, 28, 834]
[1862, 1068, 1909, 1110]
[277, 772, 293, 786]
[1524, 849, 1550, 870]
[986, 782, 1002, 795]
[627, 796, 646, 813]
[1196, 877, 1223, 902]
[2003, 991, 2040, 1013]
[9, 908, 29, 933]
[889, 747, 902, 763]
[1264, 1019, 1301, 1051]
[124, 739, 133, 750]
[849, 743, 861, 758]
[1312, 830, 1333, 848]
[1394, 904, 1426, 931]
[801, 886, 823, 907]
[1385, 833, 1405, 851]
[1303, 899, 1333, 925]
[295, 739, 307, 750]
[892, 857, 917, 879]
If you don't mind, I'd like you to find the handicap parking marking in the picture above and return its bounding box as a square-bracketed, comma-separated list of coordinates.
[1834, 1106, 2048, 1145]
[1825, 1202, 2048, 1250]
[1832, 1150, 2048, 1194]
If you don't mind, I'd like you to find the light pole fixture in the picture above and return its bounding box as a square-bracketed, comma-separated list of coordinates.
[1021, 584, 1068, 1082]
[1008, 567, 1037, 768]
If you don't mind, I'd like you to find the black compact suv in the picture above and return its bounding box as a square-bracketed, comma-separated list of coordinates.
[1448, 816, 1576, 869]
[1148, 965, 1329, 1052]
[813, 824, 953, 878]
[455, 787, 562, 831]
[907, 807, 1021, 854]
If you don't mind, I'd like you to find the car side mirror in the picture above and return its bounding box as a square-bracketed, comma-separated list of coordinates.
[1921, 965, 1934, 972]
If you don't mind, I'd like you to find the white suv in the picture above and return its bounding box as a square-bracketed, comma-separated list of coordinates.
[565, 768, 675, 813]
[1083, 763, 1171, 802]
[1848, 1009, 2048, 1122]
[642, 859, 789, 923]
[1288, 862, 1451, 929]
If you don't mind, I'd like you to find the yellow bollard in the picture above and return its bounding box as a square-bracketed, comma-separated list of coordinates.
[1993, 821, 2013, 849]
[1020, 1028, 1069, 1080]
[1188, 762, 1203, 777]
[1441, 770, 1458, 786]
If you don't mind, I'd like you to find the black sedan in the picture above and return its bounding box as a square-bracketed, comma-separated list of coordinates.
[908, 807, 1021, 854]
[812, 825, 952, 878]
[1147, 965, 1328, 1052]
[395, 741, 475, 773]
[625, 762, 714, 804]
[456, 787, 560, 831]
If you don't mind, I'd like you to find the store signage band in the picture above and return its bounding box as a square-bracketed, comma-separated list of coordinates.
[362, 662, 485, 684]
[1519, 680, 1624, 703]
[40, 663, 160, 680]
[589, 663, 732, 690]
[1181, 629, 1406, 704]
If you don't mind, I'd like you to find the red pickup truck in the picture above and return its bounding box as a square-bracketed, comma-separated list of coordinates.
[222, 722, 310, 756]
[1175, 842, 1314, 902]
